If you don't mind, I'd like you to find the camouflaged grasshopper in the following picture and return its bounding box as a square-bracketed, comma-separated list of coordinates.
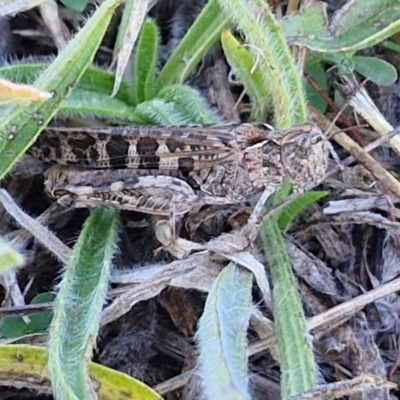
[29, 122, 328, 215]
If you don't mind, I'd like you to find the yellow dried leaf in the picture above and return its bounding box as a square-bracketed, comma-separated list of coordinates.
[0, 78, 53, 103]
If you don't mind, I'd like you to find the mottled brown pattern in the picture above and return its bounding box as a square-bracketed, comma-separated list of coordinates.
[29, 124, 248, 169]
[30, 122, 328, 215]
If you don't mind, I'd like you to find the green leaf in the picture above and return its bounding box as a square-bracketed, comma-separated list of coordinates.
[257, 183, 327, 398]
[0, 63, 141, 123]
[265, 178, 293, 209]
[48, 209, 119, 399]
[217, 0, 307, 128]
[0, 240, 25, 274]
[264, 179, 327, 231]
[0, 63, 133, 105]
[58, 88, 144, 124]
[278, 191, 328, 231]
[30, 292, 56, 304]
[260, 217, 317, 399]
[352, 56, 397, 86]
[305, 59, 328, 113]
[281, 0, 400, 53]
[221, 30, 272, 121]
[196, 263, 253, 400]
[157, 0, 229, 88]
[59, 0, 89, 12]
[0, 316, 31, 338]
[134, 91, 218, 126]
[132, 19, 159, 104]
[29, 293, 56, 333]
[29, 312, 53, 334]
[134, 99, 188, 125]
[157, 85, 220, 124]
[113, 0, 135, 59]
[0, 345, 162, 400]
[0, 0, 123, 181]
[260, 185, 318, 399]
[308, 51, 397, 88]
[383, 40, 400, 54]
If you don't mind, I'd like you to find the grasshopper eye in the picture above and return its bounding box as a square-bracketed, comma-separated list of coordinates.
[312, 134, 324, 144]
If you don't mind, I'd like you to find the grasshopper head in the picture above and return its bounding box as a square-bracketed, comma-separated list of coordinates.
[280, 124, 328, 191]
[243, 123, 328, 192]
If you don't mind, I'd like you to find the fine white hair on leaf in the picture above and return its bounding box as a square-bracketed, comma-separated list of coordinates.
[195, 263, 253, 400]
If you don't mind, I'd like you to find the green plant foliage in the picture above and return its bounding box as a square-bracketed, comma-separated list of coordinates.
[264, 178, 327, 233]
[57, 88, 143, 123]
[157, 0, 229, 88]
[278, 191, 328, 231]
[221, 30, 272, 121]
[0, 240, 25, 274]
[0, 63, 134, 107]
[0, 293, 55, 338]
[0, 10, 223, 126]
[196, 263, 253, 400]
[47, 209, 119, 399]
[305, 59, 328, 113]
[383, 39, 400, 54]
[132, 19, 160, 105]
[0, 0, 123, 181]
[310, 52, 397, 85]
[134, 86, 219, 126]
[0, 63, 130, 100]
[260, 181, 320, 399]
[0, 345, 162, 399]
[265, 178, 293, 208]
[29, 293, 56, 333]
[59, 0, 89, 12]
[157, 85, 220, 124]
[0, 316, 31, 338]
[351, 56, 397, 86]
[281, 0, 400, 53]
[281, 0, 400, 109]
[217, 0, 308, 128]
